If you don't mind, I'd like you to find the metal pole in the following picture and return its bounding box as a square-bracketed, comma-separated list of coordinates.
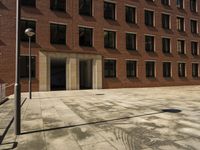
[14, 0, 21, 135]
[29, 37, 32, 99]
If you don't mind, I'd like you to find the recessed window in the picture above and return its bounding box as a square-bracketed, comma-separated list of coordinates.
[192, 63, 199, 78]
[163, 62, 171, 78]
[190, 0, 197, 12]
[50, 23, 66, 45]
[50, 0, 66, 12]
[104, 30, 116, 49]
[162, 14, 170, 29]
[104, 59, 116, 78]
[178, 63, 186, 77]
[126, 60, 137, 78]
[20, 20, 36, 42]
[191, 20, 198, 34]
[177, 0, 184, 9]
[126, 33, 136, 51]
[145, 10, 154, 27]
[161, 0, 170, 6]
[21, 0, 36, 7]
[20, 56, 36, 79]
[146, 61, 155, 78]
[79, 27, 93, 47]
[177, 17, 185, 32]
[191, 41, 198, 56]
[145, 35, 154, 52]
[162, 38, 171, 54]
[104, 2, 116, 20]
[79, 0, 92, 16]
[177, 40, 185, 54]
[126, 6, 136, 24]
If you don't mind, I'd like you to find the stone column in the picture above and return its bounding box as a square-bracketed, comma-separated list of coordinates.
[93, 56, 103, 89]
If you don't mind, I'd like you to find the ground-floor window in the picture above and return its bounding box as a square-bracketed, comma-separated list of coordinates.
[146, 61, 155, 78]
[20, 56, 36, 79]
[178, 63, 186, 77]
[104, 59, 116, 78]
[126, 60, 137, 78]
[192, 63, 199, 78]
[163, 62, 171, 78]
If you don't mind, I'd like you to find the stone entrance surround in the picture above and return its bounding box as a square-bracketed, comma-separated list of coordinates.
[39, 51, 102, 91]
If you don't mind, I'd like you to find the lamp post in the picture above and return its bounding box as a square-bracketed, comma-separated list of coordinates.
[25, 28, 35, 99]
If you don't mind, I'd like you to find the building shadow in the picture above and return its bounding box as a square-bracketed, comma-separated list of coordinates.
[22, 7, 43, 15]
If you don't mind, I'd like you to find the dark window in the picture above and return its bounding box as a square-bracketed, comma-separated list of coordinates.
[177, 17, 184, 32]
[162, 38, 171, 54]
[145, 10, 154, 27]
[20, 20, 36, 42]
[104, 59, 116, 78]
[192, 63, 199, 77]
[126, 60, 137, 78]
[145, 35, 154, 52]
[104, 30, 116, 49]
[104, 2, 115, 20]
[20, 56, 36, 79]
[190, 0, 197, 12]
[126, 6, 136, 24]
[50, 23, 66, 45]
[126, 33, 136, 51]
[178, 63, 186, 77]
[162, 14, 170, 29]
[146, 61, 155, 78]
[79, 27, 93, 47]
[79, 0, 92, 16]
[50, 0, 66, 11]
[161, 0, 170, 5]
[177, 0, 184, 9]
[163, 62, 171, 78]
[22, 0, 36, 7]
[177, 40, 185, 54]
[191, 41, 198, 56]
[191, 20, 198, 34]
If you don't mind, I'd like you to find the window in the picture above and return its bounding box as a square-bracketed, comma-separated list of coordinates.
[161, 0, 170, 5]
[162, 38, 171, 53]
[126, 6, 136, 24]
[20, 20, 36, 42]
[191, 20, 198, 34]
[192, 63, 199, 77]
[163, 62, 171, 78]
[177, 17, 184, 32]
[104, 2, 115, 20]
[191, 41, 198, 56]
[104, 30, 116, 49]
[126, 60, 137, 78]
[126, 33, 136, 51]
[177, 0, 184, 9]
[177, 40, 185, 54]
[50, 0, 66, 11]
[79, 0, 92, 16]
[22, 0, 36, 7]
[79, 27, 93, 47]
[178, 63, 186, 77]
[146, 61, 155, 78]
[145, 35, 154, 52]
[190, 0, 197, 12]
[20, 56, 36, 79]
[104, 59, 116, 78]
[162, 14, 170, 29]
[50, 23, 66, 45]
[145, 10, 154, 27]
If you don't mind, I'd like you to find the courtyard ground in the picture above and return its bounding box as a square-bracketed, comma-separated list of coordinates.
[0, 86, 200, 150]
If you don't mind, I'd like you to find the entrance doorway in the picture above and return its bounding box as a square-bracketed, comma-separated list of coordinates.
[79, 60, 93, 90]
[50, 59, 66, 91]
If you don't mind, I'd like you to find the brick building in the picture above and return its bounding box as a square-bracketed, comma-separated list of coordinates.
[0, 0, 200, 93]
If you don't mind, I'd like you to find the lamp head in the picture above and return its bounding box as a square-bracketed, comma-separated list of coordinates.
[25, 28, 35, 37]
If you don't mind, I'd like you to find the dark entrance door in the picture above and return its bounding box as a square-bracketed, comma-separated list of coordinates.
[51, 59, 66, 91]
[79, 60, 93, 90]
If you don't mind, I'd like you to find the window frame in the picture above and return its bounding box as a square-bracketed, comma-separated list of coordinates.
[104, 59, 117, 78]
[79, 26, 93, 47]
[126, 60, 138, 78]
[145, 61, 156, 78]
[104, 1, 116, 20]
[104, 30, 117, 49]
[163, 62, 172, 78]
[144, 9, 155, 27]
[79, 0, 93, 16]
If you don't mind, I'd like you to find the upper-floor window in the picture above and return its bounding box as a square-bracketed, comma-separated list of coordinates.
[145, 35, 154, 52]
[145, 10, 154, 27]
[191, 41, 198, 56]
[146, 61, 155, 78]
[178, 63, 186, 77]
[20, 56, 36, 79]
[177, 0, 184, 9]
[161, 0, 170, 6]
[126, 33, 136, 51]
[190, 0, 197, 12]
[50, 0, 66, 12]
[177, 40, 185, 54]
[163, 62, 171, 78]
[162, 14, 170, 29]
[177, 17, 185, 32]
[192, 63, 199, 78]
[126, 6, 136, 24]
[104, 2, 116, 20]
[79, 0, 92, 16]
[50, 23, 66, 45]
[191, 20, 198, 34]
[22, 0, 36, 7]
[104, 30, 116, 49]
[20, 20, 36, 42]
[79, 27, 93, 47]
[162, 38, 171, 54]
[104, 59, 116, 78]
[126, 60, 137, 78]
